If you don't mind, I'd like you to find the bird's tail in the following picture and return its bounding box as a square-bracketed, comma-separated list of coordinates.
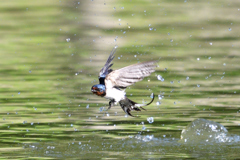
[119, 93, 155, 117]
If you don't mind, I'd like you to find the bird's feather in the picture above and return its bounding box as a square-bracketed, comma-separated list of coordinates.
[105, 60, 157, 88]
[99, 46, 117, 78]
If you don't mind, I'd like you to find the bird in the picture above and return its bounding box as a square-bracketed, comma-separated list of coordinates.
[91, 46, 157, 117]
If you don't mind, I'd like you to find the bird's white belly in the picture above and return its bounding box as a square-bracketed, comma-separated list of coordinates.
[105, 88, 125, 103]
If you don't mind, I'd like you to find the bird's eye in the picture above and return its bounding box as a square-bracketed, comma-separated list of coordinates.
[92, 87, 98, 90]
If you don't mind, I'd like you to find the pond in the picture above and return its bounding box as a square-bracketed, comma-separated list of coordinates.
[0, 0, 239, 159]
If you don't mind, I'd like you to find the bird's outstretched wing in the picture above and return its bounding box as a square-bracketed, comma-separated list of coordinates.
[105, 60, 157, 88]
[99, 46, 117, 79]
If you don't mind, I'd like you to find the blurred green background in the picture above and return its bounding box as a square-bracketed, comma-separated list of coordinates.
[0, 0, 239, 159]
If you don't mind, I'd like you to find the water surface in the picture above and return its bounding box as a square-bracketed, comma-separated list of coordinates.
[0, 0, 239, 159]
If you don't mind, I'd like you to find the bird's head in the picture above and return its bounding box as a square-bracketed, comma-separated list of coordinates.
[91, 84, 106, 97]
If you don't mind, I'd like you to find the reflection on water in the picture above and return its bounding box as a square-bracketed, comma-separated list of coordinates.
[0, 0, 240, 159]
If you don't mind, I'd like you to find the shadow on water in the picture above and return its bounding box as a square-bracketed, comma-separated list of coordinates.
[0, 0, 239, 159]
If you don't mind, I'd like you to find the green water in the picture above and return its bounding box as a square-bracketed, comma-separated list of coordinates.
[0, 0, 239, 159]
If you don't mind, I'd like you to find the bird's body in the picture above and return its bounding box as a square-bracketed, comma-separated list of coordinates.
[91, 46, 157, 117]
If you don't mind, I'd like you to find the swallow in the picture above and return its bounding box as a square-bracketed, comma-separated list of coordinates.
[91, 46, 157, 117]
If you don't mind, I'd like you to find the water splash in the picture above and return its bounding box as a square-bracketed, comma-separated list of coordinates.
[179, 118, 240, 144]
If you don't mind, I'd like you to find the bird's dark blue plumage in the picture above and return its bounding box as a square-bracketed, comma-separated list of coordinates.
[91, 84, 106, 97]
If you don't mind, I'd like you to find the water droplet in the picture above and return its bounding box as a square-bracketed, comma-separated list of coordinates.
[221, 76, 224, 79]
[157, 75, 164, 81]
[197, 58, 200, 61]
[228, 28, 232, 31]
[118, 19, 121, 21]
[150, 93, 154, 99]
[18, 92, 20, 94]
[209, 42, 212, 45]
[147, 117, 154, 123]
[123, 31, 126, 34]
[223, 63, 226, 66]
[29, 70, 32, 73]
[66, 38, 70, 42]
[197, 84, 200, 87]
[99, 107, 104, 112]
[75, 73, 78, 76]
[170, 39, 173, 42]
[128, 26, 131, 28]
[208, 57, 211, 59]
[142, 126, 146, 130]
[186, 76, 189, 80]
[168, 32, 170, 35]
[149, 27, 153, 31]
[156, 101, 161, 105]
[170, 81, 174, 84]
[158, 95, 162, 100]
[86, 104, 89, 109]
